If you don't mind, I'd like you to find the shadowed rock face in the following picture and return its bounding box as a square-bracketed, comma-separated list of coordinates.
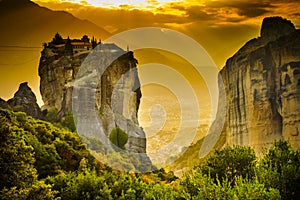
[211, 17, 300, 152]
[6, 82, 44, 119]
[0, 98, 10, 109]
[260, 17, 295, 41]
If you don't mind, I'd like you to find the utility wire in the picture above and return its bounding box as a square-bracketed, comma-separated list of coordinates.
[0, 56, 40, 65]
[0, 45, 42, 49]
[0, 45, 42, 65]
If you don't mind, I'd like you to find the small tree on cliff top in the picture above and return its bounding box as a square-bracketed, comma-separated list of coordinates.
[91, 36, 97, 49]
[52, 32, 64, 45]
[64, 37, 73, 56]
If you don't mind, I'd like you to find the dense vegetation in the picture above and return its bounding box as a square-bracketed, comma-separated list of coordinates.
[0, 109, 299, 199]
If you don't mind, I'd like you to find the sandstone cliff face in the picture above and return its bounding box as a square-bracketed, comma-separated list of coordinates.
[38, 48, 84, 114]
[4, 82, 44, 119]
[213, 17, 300, 151]
[38, 44, 148, 158]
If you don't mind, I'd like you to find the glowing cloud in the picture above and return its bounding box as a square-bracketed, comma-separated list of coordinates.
[38, 0, 184, 9]
[86, 0, 182, 8]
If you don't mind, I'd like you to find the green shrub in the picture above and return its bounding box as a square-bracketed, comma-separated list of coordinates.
[0, 109, 58, 199]
[61, 111, 76, 132]
[200, 145, 256, 185]
[257, 140, 300, 200]
[109, 128, 128, 151]
[181, 172, 280, 199]
[46, 107, 59, 123]
[47, 170, 112, 200]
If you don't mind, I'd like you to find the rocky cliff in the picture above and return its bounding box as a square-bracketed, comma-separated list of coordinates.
[212, 17, 300, 152]
[38, 43, 150, 167]
[0, 82, 44, 119]
[0, 98, 11, 110]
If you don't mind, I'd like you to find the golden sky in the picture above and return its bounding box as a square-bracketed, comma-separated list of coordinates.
[33, 0, 300, 25]
[1, 0, 300, 107]
[32, 0, 300, 67]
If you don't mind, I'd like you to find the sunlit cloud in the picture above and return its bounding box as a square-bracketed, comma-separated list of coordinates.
[32, 0, 300, 27]
[35, 0, 185, 10]
[31, 0, 300, 68]
[86, 0, 184, 8]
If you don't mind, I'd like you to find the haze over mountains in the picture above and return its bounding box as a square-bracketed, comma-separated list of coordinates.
[0, 0, 110, 46]
[0, 0, 110, 105]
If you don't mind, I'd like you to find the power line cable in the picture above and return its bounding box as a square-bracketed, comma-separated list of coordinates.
[0, 56, 40, 66]
[0, 45, 42, 49]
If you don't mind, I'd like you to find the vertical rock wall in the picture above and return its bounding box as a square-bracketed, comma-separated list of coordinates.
[39, 44, 147, 155]
[211, 17, 300, 152]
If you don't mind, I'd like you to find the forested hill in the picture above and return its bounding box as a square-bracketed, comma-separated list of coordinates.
[1, 108, 299, 199]
[0, 108, 178, 199]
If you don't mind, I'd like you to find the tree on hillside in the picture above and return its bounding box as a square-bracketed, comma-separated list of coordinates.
[64, 36, 73, 56]
[200, 145, 256, 185]
[91, 36, 97, 49]
[61, 111, 76, 132]
[109, 128, 128, 151]
[52, 32, 64, 45]
[81, 35, 90, 43]
[0, 110, 57, 199]
[258, 140, 300, 200]
[0, 119, 36, 190]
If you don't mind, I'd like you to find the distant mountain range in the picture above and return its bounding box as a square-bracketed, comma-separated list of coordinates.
[0, 0, 112, 107]
[0, 0, 111, 46]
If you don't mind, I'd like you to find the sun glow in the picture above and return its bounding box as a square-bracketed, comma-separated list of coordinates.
[84, 0, 183, 8]
[86, 0, 148, 7]
[36, 0, 185, 9]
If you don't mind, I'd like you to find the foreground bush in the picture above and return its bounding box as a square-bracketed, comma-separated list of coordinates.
[181, 172, 280, 199]
[257, 140, 300, 200]
[200, 145, 256, 185]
